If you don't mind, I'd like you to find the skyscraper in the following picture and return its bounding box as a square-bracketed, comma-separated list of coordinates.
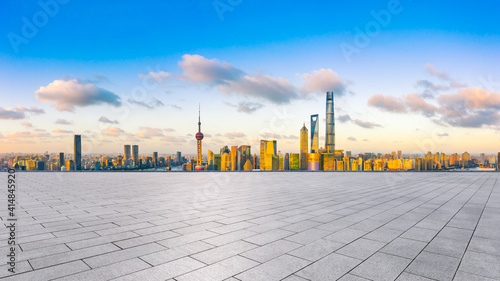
[59, 152, 64, 169]
[153, 152, 158, 166]
[300, 123, 308, 170]
[177, 151, 182, 164]
[132, 145, 139, 166]
[124, 145, 131, 160]
[325, 91, 335, 153]
[260, 140, 267, 170]
[74, 135, 81, 171]
[195, 105, 204, 170]
[310, 114, 319, 153]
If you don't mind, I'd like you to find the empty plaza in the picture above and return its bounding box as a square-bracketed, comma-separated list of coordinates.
[2, 172, 499, 280]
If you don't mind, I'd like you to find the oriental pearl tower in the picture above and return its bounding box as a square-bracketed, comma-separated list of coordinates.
[195, 104, 204, 171]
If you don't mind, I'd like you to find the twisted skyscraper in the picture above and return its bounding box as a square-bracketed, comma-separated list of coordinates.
[325, 92, 335, 153]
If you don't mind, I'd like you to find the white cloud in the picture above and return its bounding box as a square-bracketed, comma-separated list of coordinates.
[35, 79, 121, 111]
[0, 107, 25, 120]
[98, 116, 119, 124]
[138, 71, 172, 82]
[55, 118, 73, 125]
[300, 68, 347, 96]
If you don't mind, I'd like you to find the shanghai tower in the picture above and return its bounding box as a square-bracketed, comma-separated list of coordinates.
[325, 92, 335, 153]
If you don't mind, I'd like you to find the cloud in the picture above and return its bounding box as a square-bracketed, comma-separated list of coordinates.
[368, 94, 407, 113]
[15, 105, 45, 114]
[260, 132, 282, 139]
[86, 73, 109, 84]
[55, 118, 73, 125]
[370, 87, 500, 128]
[283, 134, 299, 140]
[128, 97, 164, 109]
[219, 74, 297, 104]
[164, 128, 175, 132]
[136, 127, 164, 139]
[338, 114, 352, 123]
[125, 137, 140, 142]
[362, 139, 369, 141]
[300, 68, 347, 96]
[225, 101, 264, 113]
[0, 107, 25, 120]
[224, 132, 246, 139]
[145, 54, 299, 104]
[101, 127, 126, 137]
[138, 71, 172, 82]
[437, 133, 449, 137]
[35, 79, 121, 111]
[425, 63, 467, 88]
[178, 54, 244, 83]
[347, 137, 357, 141]
[21, 121, 33, 127]
[5, 131, 51, 141]
[53, 128, 74, 134]
[98, 116, 119, 124]
[414, 80, 449, 98]
[405, 93, 438, 117]
[368, 93, 438, 118]
[353, 119, 382, 129]
[167, 104, 182, 110]
[160, 136, 187, 143]
[338, 113, 381, 128]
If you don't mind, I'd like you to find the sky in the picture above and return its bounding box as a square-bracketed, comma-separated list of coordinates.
[1, 0, 500, 155]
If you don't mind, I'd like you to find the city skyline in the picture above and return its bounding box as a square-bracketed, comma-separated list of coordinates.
[2, 1, 500, 154]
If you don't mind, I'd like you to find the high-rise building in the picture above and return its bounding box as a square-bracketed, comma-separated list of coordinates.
[195, 105, 204, 170]
[397, 150, 402, 159]
[300, 123, 308, 170]
[260, 140, 267, 170]
[284, 153, 290, 170]
[74, 135, 81, 171]
[310, 114, 319, 153]
[59, 152, 64, 168]
[132, 145, 139, 166]
[325, 92, 335, 153]
[153, 152, 158, 166]
[498, 153, 500, 171]
[207, 150, 214, 170]
[124, 145, 131, 160]
[230, 146, 238, 171]
[176, 151, 182, 164]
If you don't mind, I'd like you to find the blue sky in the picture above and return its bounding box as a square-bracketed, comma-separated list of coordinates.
[1, 0, 500, 155]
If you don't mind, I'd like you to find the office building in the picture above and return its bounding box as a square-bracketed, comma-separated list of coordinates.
[132, 145, 139, 166]
[59, 152, 64, 169]
[124, 145, 131, 160]
[300, 123, 308, 170]
[74, 135, 81, 171]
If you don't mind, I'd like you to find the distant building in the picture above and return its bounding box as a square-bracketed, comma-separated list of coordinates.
[74, 135, 81, 171]
[310, 114, 319, 153]
[325, 92, 335, 153]
[153, 152, 158, 166]
[59, 152, 64, 169]
[132, 145, 139, 166]
[124, 145, 131, 160]
[300, 123, 308, 170]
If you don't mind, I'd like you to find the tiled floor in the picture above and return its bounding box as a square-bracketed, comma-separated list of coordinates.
[2, 172, 499, 280]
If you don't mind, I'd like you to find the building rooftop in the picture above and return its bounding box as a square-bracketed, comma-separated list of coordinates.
[3, 172, 499, 280]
